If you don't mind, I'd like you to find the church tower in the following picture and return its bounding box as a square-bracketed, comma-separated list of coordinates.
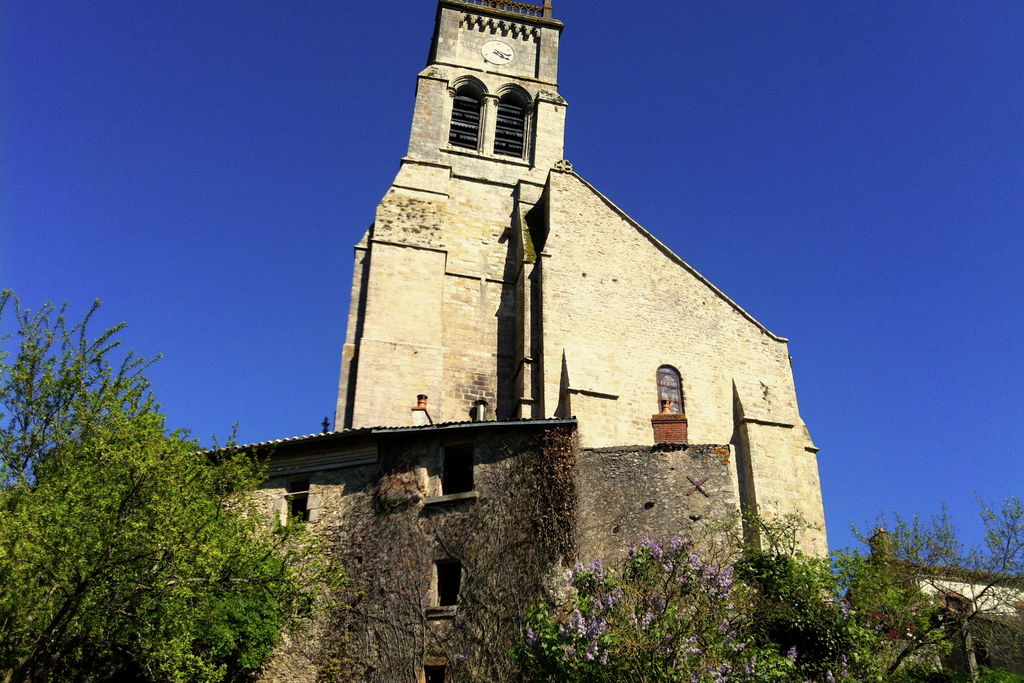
[335, 0, 827, 554]
[336, 0, 565, 430]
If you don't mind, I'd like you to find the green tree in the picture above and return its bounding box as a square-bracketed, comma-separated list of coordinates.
[735, 515, 858, 682]
[0, 292, 340, 682]
[841, 499, 1024, 682]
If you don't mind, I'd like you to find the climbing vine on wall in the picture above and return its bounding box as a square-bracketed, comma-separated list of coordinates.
[316, 425, 579, 682]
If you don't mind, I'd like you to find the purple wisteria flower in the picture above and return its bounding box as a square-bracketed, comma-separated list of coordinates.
[628, 535, 666, 562]
[525, 627, 539, 651]
[561, 608, 608, 642]
[600, 587, 623, 609]
[668, 534, 687, 553]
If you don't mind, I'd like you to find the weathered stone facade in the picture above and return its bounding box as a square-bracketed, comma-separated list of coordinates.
[333, 0, 826, 555]
[251, 421, 755, 681]
[575, 444, 739, 563]
[253, 0, 834, 679]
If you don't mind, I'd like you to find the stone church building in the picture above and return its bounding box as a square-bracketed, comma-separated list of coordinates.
[251, 1, 827, 680]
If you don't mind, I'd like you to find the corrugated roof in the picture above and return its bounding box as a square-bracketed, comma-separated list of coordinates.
[207, 417, 576, 454]
[205, 427, 374, 454]
[371, 417, 575, 434]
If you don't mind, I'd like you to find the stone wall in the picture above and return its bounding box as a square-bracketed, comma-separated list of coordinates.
[339, 176, 523, 428]
[575, 444, 739, 563]
[252, 422, 576, 682]
[537, 169, 827, 555]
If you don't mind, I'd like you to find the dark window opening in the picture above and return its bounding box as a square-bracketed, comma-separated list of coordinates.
[442, 445, 474, 495]
[436, 560, 462, 607]
[493, 95, 527, 157]
[657, 365, 684, 414]
[449, 89, 482, 150]
[944, 592, 971, 613]
[286, 478, 310, 522]
[424, 664, 447, 683]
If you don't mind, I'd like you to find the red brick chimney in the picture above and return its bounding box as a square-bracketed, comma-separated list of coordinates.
[651, 399, 687, 443]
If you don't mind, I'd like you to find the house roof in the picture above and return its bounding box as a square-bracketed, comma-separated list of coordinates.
[206, 417, 577, 455]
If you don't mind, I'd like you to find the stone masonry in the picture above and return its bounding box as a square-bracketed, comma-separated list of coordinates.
[249, 423, 746, 681]
[332, 0, 827, 555]
[233, 0, 839, 679]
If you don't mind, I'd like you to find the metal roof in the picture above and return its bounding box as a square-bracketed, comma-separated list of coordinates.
[207, 417, 576, 454]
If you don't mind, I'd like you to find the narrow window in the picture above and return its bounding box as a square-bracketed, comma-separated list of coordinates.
[442, 445, 474, 495]
[657, 365, 684, 414]
[493, 93, 527, 157]
[449, 87, 482, 150]
[436, 560, 462, 606]
[285, 478, 310, 522]
[424, 664, 447, 683]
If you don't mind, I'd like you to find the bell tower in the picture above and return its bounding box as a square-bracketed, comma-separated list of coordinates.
[402, 0, 566, 186]
[336, 0, 566, 429]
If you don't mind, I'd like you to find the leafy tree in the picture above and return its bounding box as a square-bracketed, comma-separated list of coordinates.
[0, 292, 340, 682]
[735, 540, 856, 680]
[842, 499, 1024, 681]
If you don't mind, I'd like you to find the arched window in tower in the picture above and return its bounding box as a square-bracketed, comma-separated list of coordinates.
[657, 365, 684, 414]
[493, 92, 527, 157]
[449, 86, 482, 150]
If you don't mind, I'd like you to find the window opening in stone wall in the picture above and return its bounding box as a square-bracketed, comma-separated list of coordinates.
[436, 560, 462, 606]
[285, 478, 310, 522]
[449, 87, 482, 150]
[943, 591, 971, 614]
[442, 445, 474, 494]
[493, 93, 527, 157]
[657, 365, 684, 414]
[424, 664, 447, 683]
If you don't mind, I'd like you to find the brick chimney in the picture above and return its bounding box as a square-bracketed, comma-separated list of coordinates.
[412, 394, 432, 426]
[651, 399, 687, 444]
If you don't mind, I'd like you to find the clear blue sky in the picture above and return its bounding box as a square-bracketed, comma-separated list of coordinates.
[3, 1, 1021, 553]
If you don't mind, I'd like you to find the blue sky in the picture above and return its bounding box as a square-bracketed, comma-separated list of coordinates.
[3, 1, 1021, 553]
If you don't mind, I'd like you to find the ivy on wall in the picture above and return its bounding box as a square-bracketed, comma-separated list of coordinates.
[316, 425, 578, 682]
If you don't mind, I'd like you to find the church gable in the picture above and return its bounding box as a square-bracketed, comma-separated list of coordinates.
[546, 169, 784, 342]
[537, 168, 804, 448]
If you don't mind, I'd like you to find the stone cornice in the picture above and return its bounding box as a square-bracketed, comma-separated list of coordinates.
[440, 0, 563, 30]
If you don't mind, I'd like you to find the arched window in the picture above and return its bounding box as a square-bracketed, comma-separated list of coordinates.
[493, 92, 527, 157]
[657, 365, 684, 414]
[449, 86, 482, 150]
